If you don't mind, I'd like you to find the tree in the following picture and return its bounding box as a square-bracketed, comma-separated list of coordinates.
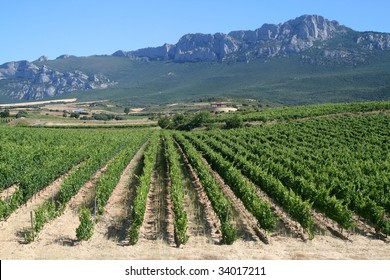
[124, 107, 130, 115]
[92, 113, 115, 121]
[225, 114, 243, 129]
[158, 116, 172, 129]
[70, 112, 80, 119]
[173, 114, 187, 127]
[0, 109, 10, 118]
[187, 111, 210, 129]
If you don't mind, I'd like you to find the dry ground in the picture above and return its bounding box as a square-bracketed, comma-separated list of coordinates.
[1, 167, 389, 260]
[0, 98, 77, 108]
[0, 232, 389, 260]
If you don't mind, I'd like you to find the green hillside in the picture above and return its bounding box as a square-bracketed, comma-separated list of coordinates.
[36, 52, 390, 106]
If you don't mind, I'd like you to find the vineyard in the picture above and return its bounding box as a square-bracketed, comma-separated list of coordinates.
[0, 103, 389, 259]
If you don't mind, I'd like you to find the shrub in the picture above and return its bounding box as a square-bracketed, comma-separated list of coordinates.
[76, 207, 94, 241]
[16, 110, 28, 118]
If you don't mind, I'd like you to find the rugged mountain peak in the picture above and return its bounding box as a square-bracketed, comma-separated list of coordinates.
[173, 32, 240, 62]
[113, 14, 353, 62]
[0, 60, 39, 80]
[229, 14, 342, 43]
[281, 14, 341, 40]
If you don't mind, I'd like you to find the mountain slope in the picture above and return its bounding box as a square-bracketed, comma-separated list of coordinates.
[33, 53, 389, 106]
[1, 14, 390, 105]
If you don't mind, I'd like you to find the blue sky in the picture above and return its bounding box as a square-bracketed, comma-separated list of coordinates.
[1, 0, 390, 64]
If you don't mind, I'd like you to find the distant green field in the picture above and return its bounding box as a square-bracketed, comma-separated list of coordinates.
[121, 115, 149, 120]
[24, 113, 64, 120]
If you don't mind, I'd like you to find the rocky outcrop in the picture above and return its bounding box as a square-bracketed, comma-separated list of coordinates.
[0, 60, 113, 100]
[113, 14, 390, 64]
[56, 54, 76, 59]
[356, 32, 390, 50]
[173, 33, 240, 62]
[132, 43, 176, 60]
[114, 15, 350, 62]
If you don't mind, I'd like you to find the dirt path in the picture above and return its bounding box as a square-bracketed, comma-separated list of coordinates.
[0, 169, 75, 256]
[175, 140, 222, 243]
[139, 144, 175, 246]
[91, 143, 148, 245]
[181, 169, 207, 238]
[1, 234, 389, 259]
[0, 98, 77, 108]
[198, 156, 268, 243]
[0, 184, 19, 200]
[350, 214, 390, 242]
[165, 140, 210, 246]
[245, 175, 310, 241]
[310, 209, 351, 241]
[139, 169, 160, 241]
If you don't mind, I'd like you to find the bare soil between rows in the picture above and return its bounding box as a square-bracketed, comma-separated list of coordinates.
[139, 143, 175, 245]
[92, 142, 148, 244]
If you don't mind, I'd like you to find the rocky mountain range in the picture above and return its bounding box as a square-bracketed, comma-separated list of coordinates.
[113, 15, 390, 63]
[0, 60, 112, 100]
[1, 14, 390, 102]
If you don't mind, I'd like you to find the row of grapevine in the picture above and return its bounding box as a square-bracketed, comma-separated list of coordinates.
[163, 132, 189, 246]
[25, 144, 124, 242]
[0, 128, 105, 220]
[128, 132, 160, 245]
[0, 127, 94, 192]
[24, 130, 152, 242]
[182, 133, 277, 232]
[95, 134, 149, 215]
[209, 101, 390, 123]
[204, 114, 390, 235]
[206, 132, 354, 229]
[187, 132, 315, 234]
[245, 116, 390, 234]
[76, 133, 150, 240]
[173, 133, 237, 244]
